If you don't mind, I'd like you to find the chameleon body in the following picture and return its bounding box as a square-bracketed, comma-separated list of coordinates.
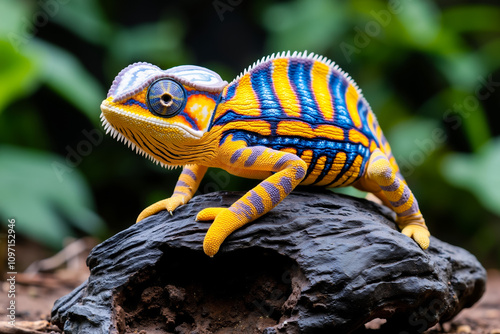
[101, 51, 430, 257]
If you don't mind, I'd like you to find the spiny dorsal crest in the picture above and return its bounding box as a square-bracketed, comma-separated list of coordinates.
[230, 50, 365, 102]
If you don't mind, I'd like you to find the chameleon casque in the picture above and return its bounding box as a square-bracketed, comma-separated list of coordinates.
[100, 51, 430, 257]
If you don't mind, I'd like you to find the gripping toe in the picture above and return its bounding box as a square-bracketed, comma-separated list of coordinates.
[197, 207, 238, 257]
[196, 207, 226, 221]
[136, 196, 186, 223]
[401, 224, 430, 250]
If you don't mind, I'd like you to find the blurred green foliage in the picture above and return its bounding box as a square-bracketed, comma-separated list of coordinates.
[0, 0, 499, 266]
[0, 145, 103, 244]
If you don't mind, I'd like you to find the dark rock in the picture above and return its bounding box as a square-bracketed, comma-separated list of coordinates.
[51, 190, 486, 333]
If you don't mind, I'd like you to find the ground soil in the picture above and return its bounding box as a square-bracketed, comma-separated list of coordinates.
[1, 255, 499, 334]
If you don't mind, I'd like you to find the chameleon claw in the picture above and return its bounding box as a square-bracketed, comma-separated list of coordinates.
[137, 197, 187, 222]
[137, 199, 169, 222]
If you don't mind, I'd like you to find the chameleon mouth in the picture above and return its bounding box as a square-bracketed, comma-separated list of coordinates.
[100, 100, 204, 140]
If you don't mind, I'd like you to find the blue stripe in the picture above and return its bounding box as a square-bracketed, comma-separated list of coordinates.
[310, 154, 334, 185]
[251, 65, 282, 117]
[221, 130, 370, 184]
[261, 181, 282, 206]
[325, 152, 355, 187]
[230, 148, 245, 164]
[207, 93, 223, 132]
[357, 100, 378, 144]
[186, 90, 220, 101]
[248, 190, 265, 214]
[183, 168, 197, 181]
[245, 146, 267, 167]
[230, 202, 253, 220]
[288, 59, 321, 125]
[277, 176, 293, 194]
[223, 82, 237, 101]
[329, 72, 352, 128]
[181, 113, 199, 130]
[124, 99, 147, 109]
[251, 64, 283, 135]
[176, 180, 190, 188]
[302, 150, 319, 180]
[213, 110, 264, 127]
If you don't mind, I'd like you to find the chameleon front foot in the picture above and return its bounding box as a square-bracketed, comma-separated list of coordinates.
[196, 207, 241, 257]
[399, 223, 430, 250]
[136, 196, 186, 223]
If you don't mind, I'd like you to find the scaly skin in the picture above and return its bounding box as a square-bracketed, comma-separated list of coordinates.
[100, 51, 430, 256]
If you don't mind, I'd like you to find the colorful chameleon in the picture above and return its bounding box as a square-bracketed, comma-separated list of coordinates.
[100, 51, 430, 257]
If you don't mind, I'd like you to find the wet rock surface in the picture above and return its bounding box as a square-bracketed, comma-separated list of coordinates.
[51, 190, 486, 333]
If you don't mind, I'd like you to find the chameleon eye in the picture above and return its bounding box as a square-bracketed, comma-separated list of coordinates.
[146, 79, 186, 118]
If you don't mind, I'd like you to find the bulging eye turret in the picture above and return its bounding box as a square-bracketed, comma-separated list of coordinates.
[146, 79, 186, 117]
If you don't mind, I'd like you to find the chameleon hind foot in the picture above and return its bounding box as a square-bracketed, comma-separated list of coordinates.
[196, 207, 226, 221]
[136, 196, 186, 223]
[362, 149, 431, 250]
[196, 207, 240, 257]
[399, 223, 430, 250]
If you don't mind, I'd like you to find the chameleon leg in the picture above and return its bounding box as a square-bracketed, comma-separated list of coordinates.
[362, 149, 430, 249]
[136, 164, 208, 222]
[197, 143, 307, 257]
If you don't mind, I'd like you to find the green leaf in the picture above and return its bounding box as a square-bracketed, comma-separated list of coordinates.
[0, 145, 105, 248]
[442, 5, 500, 34]
[441, 138, 500, 216]
[27, 39, 105, 126]
[331, 187, 367, 199]
[0, 40, 39, 112]
[434, 53, 487, 91]
[437, 87, 491, 151]
[386, 118, 445, 177]
[396, 0, 440, 47]
[475, 39, 500, 74]
[0, 0, 31, 37]
[262, 0, 347, 53]
[107, 20, 187, 69]
[50, 0, 112, 45]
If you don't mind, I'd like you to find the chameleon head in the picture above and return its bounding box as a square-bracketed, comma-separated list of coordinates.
[100, 62, 228, 166]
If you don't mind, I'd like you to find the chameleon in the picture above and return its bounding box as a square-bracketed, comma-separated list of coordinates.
[100, 50, 430, 257]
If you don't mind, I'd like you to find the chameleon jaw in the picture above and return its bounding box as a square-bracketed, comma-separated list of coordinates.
[100, 100, 204, 169]
[100, 100, 205, 140]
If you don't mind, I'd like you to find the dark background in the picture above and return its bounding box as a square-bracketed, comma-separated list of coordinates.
[1, 0, 499, 268]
